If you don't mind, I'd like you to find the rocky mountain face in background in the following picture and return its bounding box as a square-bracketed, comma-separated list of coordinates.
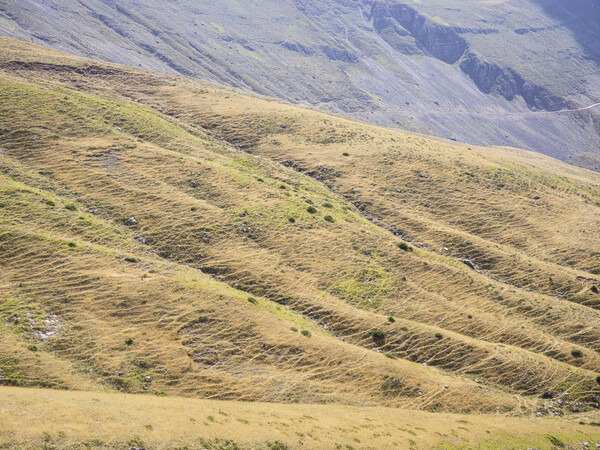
[1, 0, 599, 169]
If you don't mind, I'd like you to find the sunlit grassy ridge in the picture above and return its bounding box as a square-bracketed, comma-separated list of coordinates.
[0, 38, 600, 446]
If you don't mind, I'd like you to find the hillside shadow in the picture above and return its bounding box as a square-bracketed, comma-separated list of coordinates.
[531, 0, 600, 65]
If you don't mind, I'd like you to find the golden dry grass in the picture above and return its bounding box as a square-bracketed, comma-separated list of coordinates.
[1, 386, 600, 449]
[0, 37, 600, 445]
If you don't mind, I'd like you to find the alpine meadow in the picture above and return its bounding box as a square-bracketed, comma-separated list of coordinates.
[0, 1, 600, 449]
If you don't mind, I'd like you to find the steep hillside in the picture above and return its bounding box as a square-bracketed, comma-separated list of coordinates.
[1, 37, 600, 424]
[0, 0, 599, 169]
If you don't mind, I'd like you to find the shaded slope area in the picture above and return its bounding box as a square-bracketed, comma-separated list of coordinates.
[1, 38, 600, 415]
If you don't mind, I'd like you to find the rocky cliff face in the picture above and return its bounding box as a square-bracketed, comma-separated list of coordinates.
[459, 52, 568, 111]
[369, 2, 467, 64]
[368, 1, 569, 111]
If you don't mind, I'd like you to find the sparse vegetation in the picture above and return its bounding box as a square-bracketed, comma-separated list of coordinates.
[0, 37, 599, 448]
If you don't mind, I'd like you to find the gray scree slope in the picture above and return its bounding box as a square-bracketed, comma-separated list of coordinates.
[1, 0, 599, 169]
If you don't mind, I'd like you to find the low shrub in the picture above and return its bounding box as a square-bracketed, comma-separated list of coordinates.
[125, 338, 134, 346]
[65, 203, 77, 211]
[571, 349, 583, 358]
[371, 329, 385, 340]
[397, 242, 412, 252]
[388, 316, 395, 323]
[307, 206, 317, 214]
[324, 215, 335, 223]
[247, 296, 258, 305]
[435, 333, 443, 339]
[323, 202, 333, 208]
[290, 327, 298, 332]
[592, 285, 599, 294]
[301, 330, 311, 337]
[45, 200, 55, 207]
[124, 257, 138, 263]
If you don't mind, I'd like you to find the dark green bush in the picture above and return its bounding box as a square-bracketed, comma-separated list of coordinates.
[435, 333, 443, 339]
[591, 285, 599, 294]
[125, 338, 134, 346]
[324, 215, 335, 223]
[397, 242, 412, 252]
[290, 327, 298, 332]
[124, 257, 138, 263]
[65, 203, 77, 211]
[288, 217, 296, 223]
[0, 202, 5, 208]
[371, 329, 385, 340]
[27, 344, 38, 352]
[388, 316, 395, 323]
[305, 199, 314, 204]
[191, 206, 198, 211]
[571, 349, 583, 358]
[307, 206, 317, 214]
[301, 330, 311, 337]
[323, 202, 333, 208]
[256, 177, 264, 182]
[45, 200, 55, 207]
[342, 152, 350, 156]
[596, 375, 600, 385]
[546, 435, 565, 447]
[247, 296, 258, 305]
[67, 242, 77, 248]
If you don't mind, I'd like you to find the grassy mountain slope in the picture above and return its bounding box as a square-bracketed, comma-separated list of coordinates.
[1, 38, 600, 444]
